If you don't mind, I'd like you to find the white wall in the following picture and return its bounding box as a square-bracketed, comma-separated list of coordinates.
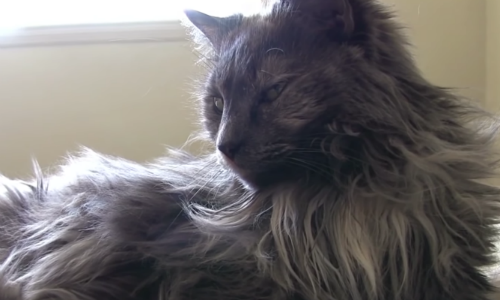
[0, 0, 488, 177]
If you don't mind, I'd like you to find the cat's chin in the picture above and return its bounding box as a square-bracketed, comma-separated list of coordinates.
[219, 157, 262, 188]
[218, 154, 294, 190]
[232, 168, 278, 190]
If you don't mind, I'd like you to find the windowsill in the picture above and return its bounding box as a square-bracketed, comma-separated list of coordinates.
[0, 21, 188, 48]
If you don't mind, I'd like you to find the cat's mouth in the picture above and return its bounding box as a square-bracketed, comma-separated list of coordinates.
[218, 152, 297, 188]
[219, 153, 250, 179]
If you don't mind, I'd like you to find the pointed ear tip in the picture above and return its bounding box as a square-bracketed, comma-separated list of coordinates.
[183, 9, 197, 18]
[183, 9, 215, 24]
[183, 9, 203, 27]
[184, 9, 205, 20]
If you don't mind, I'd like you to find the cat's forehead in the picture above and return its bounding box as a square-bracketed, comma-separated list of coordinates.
[222, 13, 313, 61]
[214, 20, 288, 81]
[224, 17, 280, 51]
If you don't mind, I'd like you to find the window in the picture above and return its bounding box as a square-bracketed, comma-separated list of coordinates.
[0, 0, 261, 47]
[0, 0, 261, 29]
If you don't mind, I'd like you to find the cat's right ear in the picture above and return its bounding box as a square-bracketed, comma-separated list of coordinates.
[281, 0, 355, 40]
[184, 10, 240, 48]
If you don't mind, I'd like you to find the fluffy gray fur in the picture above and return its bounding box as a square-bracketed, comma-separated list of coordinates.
[1, 0, 500, 299]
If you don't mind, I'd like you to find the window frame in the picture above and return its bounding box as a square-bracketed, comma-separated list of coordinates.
[0, 21, 187, 48]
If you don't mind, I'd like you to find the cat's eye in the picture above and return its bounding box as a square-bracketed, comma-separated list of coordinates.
[264, 82, 286, 102]
[213, 97, 224, 112]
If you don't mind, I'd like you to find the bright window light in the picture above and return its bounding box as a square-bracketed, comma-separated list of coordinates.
[0, 0, 261, 29]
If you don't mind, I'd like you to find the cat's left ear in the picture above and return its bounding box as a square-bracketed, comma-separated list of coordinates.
[284, 0, 354, 39]
[184, 10, 241, 48]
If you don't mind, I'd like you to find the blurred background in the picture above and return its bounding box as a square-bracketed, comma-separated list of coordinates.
[0, 0, 498, 178]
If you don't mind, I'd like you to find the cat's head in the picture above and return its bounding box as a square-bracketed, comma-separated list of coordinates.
[185, 0, 423, 189]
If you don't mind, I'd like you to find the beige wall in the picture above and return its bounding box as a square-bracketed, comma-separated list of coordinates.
[486, 0, 500, 111]
[0, 0, 488, 177]
[387, 0, 486, 103]
[0, 42, 201, 177]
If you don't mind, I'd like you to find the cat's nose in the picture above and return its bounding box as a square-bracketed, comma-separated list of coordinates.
[217, 142, 242, 161]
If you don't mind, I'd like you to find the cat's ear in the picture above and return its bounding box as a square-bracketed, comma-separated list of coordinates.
[184, 10, 241, 48]
[284, 0, 354, 39]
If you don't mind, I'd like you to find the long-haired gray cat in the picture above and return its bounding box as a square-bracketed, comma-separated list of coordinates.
[1, 0, 500, 299]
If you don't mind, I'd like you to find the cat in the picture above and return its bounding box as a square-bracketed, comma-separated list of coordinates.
[1, 0, 500, 299]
